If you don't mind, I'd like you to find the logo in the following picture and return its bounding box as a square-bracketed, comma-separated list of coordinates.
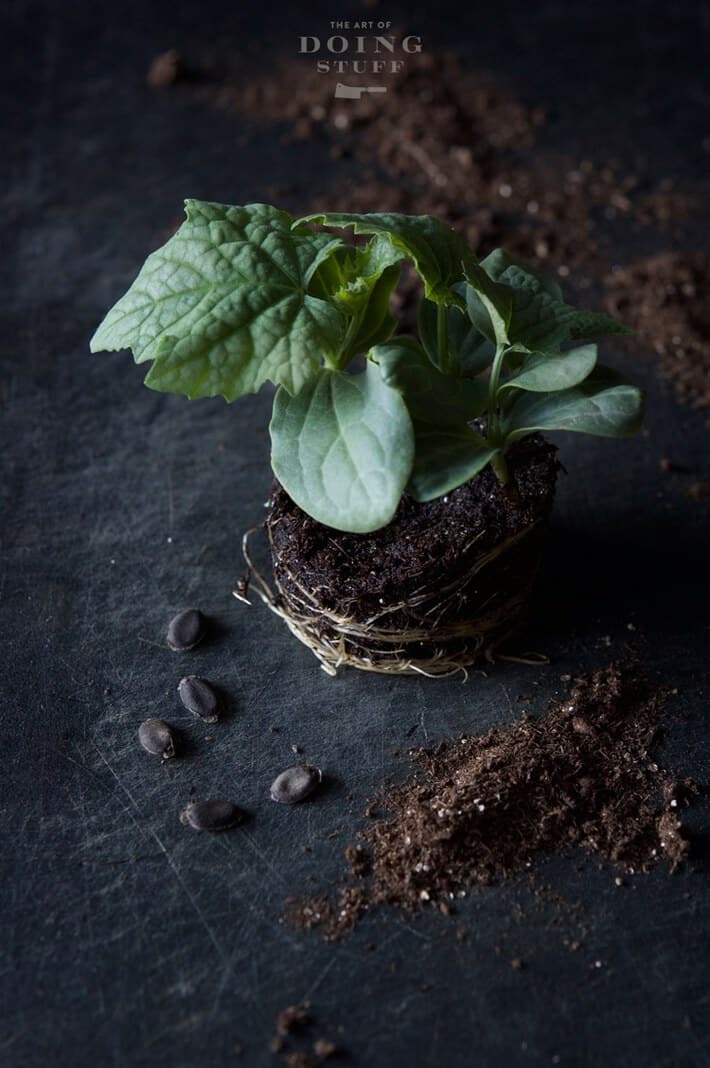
[298, 20, 423, 98]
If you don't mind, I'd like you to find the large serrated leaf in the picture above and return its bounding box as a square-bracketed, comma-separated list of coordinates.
[297, 211, 475, 308]
[270, 362, 414, 533]
[499, 344, 598, 393]
[408, 423, 498, 502]
[373, 337, 488, 426]
[502, 366, 645, 442]
[91, 200, 347, 399]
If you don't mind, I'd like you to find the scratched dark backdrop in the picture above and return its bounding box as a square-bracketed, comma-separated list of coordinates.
[2, 1, 709, 1066]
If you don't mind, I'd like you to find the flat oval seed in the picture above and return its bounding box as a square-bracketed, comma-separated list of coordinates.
[270, 765, 322, 805]
[167, 608, 206, 652]
[178, 676, 220, 723]
[179, 799, 242, 832]
[138, 718, 177, 759]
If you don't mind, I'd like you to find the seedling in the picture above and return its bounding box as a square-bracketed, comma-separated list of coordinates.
[91, 202, 643, 533]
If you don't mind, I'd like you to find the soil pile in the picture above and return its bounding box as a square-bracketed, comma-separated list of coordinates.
[288, 666, 696, 939]
[606, 253, 710, 410]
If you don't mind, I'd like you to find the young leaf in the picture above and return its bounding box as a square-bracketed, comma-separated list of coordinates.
[418, 298, 494, 375]
[480, 249, 563, 300]
[463, 263, 512, 348]
[297, 211, 476, 308]
[270, 362, 414, 533]
[502, 366, 645, 442]
[499, 344, 598, 393]
[372, 337, 488, 426]
[308, 237, 402, 361]
[468, 259, 632, 355]
[408, 423, 498, 502]
[91, 200, 347, 400]
[308, 235, 403, 312]
[346, 264, 401, 356]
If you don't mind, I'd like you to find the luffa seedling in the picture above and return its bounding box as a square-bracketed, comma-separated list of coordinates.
[92, 202, 643, 675]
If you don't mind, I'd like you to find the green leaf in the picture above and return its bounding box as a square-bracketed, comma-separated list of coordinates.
[463, 263, 512, 348]
[417, 298, 494, 375]
[91, 200, 347, 400]
[467, 257, 631, 355]
[298, 211, 476, 308]
[270, 362, 414, 533]
[481, 249, 563, 300]
[566, 310, 635, 341]
[346, 263, 401, 356]
[408, 423, 498, 502]
[499, 344, 598, 393]
[308, 236, 402, 362]
[308, 235, 403, 313]
[372, 337, 488, 426]
[502, 366, 645, 443]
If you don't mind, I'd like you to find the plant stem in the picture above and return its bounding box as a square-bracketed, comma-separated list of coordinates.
[490, 450, 509, 485]
[486, 343, 508, 442]
[332, 308, 365, 369]
[437, 303, 449, 373]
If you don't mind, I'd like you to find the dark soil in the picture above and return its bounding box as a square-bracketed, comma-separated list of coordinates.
[268, 433, 558, 623]
[287, 665, 697, 941]
[606, 253, 710, 410]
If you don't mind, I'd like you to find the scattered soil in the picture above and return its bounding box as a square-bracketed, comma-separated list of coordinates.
[687, 481, 710, 501]
[287, 665, 697, 940]
[152, 44, 701, 411]
[147, 49, 184, 88]
[269, 1003, 340, 1066]
[203, 49, 693, 326]
[606, 253, 710, 410]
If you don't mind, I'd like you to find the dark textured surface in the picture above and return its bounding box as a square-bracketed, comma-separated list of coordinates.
[1, 2, 709, 1066]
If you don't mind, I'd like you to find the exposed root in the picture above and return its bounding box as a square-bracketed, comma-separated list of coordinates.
[235, 521, 545, 677]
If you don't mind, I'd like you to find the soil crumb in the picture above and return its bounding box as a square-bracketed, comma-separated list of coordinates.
[269, 1003, 340, 1066]
[287, 666, 696, 940]
[606, 253, 710, 409]
[147, 50, 184, 87]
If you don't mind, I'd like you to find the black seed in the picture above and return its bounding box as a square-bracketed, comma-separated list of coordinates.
[138, 718, 177, 759]
[167, 608, 207, 651]
[178, 676, 220, 723]
[270, 765, 322, 805]
[179, 799, 243, 832]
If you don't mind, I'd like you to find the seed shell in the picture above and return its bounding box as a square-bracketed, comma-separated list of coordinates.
[178, 675, 220, 723]
[270, 765, 322, 805]
[138, 718, 177, 759]
[167, 608, 207, 652]
[179, 799, 243, 832]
